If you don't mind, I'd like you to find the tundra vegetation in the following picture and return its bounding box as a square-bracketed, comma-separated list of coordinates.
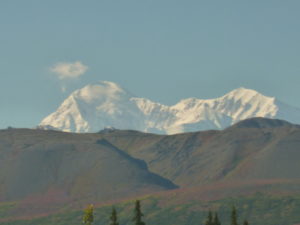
[83, 200, 248, 225]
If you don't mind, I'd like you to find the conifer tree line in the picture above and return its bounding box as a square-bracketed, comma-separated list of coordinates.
[83, 200, 145, 225]
[83, 200, 249, 225]
[204, 206, 249, 225]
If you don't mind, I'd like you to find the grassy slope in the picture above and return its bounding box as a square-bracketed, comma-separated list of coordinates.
[2, 118, 300, 195]
[1, 118, 300, 223]
[2, 192, 300, 225]
[0, 129, 176, 204]
[101, 124, 300, 187]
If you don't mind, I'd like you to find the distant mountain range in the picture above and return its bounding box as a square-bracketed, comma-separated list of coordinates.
[39, 81, 300, 134]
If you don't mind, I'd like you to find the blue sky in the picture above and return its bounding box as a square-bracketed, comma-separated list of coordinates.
[0, 0, 300, 128]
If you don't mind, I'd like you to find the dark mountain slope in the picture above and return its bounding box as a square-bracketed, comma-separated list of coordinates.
[230, 117, 297, 129]
[0, 129, 176, 204]
[101, 117, 300, 186]
[0, 117, 300, 216]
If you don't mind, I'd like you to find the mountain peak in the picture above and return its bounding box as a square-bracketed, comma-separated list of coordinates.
[39, 82, 300, 134]
[72, 81, 133, 103]
[232, 87, 256, 92]
[223, 87, 267, 99]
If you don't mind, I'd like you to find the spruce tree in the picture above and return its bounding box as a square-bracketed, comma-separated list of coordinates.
[230, 206, 238, 225]
[83, 204, 94, 225]
[213, 212, 221, 225]
[110, 207, 119, 225]
[133, 200, 145, 225]
[205, 210, 213, 225]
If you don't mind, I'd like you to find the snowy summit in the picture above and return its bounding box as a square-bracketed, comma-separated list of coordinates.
[39, 81, 300, 134]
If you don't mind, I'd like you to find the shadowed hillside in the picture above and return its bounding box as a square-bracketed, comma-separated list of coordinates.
[0, 117, 300, 219]
[0, 129, 176, 205]
[101, 117, 300, 186]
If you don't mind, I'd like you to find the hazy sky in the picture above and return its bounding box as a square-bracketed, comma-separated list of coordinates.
[1, 0, 300, 128]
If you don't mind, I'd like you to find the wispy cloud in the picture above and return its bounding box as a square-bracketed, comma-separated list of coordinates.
[50, 61, 88, 80]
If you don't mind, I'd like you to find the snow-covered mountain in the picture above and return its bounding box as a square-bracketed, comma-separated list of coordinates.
[39, 81, 300, 134]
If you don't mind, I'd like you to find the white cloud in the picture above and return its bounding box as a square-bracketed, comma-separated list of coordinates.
[50, 61, 88, 80]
